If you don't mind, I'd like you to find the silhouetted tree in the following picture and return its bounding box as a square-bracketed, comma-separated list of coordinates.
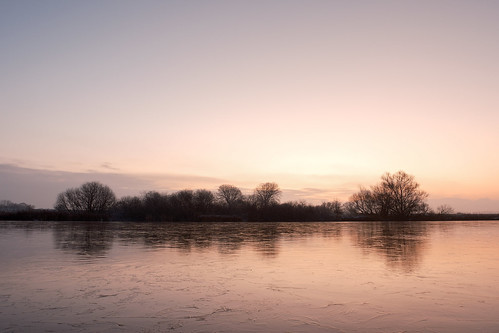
[194, 189, 215, 214]
[55, 188, 83, 212]
[345, 187, 378, 215]
[347, 171, 428, 218]
[55, 181, 116, 214]
[319, 200, 343, 219]
[216, 184, 243, 210]
[272, 201, 318, 221]
[380, 171, 428, 217]
[253, 182, 281, 208]
[436, 204, 454, 215]
[142, 191, 169, 221]
[115, 196, 144, 221]
[170, 190, 195, 220]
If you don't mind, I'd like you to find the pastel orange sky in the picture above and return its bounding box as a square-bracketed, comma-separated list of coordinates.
[1, 1, 499, 212]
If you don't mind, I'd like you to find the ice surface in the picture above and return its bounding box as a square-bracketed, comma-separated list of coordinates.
[1, 221, 499, 332]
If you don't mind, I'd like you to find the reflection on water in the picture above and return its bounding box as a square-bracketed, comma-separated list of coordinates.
[50, 222, 345, 259]
[53, 222, 114, 258]
[1, 220, 499, 332]
[350, 221, 428, 272]
[49, 221, 424, 265]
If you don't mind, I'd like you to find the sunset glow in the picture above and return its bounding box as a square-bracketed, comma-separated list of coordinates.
[1, 1, 499, 211]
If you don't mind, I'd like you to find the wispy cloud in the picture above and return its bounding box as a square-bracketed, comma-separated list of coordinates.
[2, 163, 498, 213]
[98, 163, 120, 172]
[282, 187, 354, 204]
[0, 164, 226, 208]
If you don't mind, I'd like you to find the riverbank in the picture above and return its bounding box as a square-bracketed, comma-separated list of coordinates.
[1, 209, 498, 222]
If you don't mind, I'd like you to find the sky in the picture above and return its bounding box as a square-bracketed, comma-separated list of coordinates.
[1, 0, 499, 212]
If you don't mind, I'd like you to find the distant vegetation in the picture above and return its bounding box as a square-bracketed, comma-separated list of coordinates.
[1, 171, 498, 222]
[0, 200, 34, 212]
[111, 182, 340, 222]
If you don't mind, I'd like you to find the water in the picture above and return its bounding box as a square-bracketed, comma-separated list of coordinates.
[1, 221, 499, 332]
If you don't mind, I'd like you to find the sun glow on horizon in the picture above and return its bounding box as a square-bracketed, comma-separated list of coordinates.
[1, 1, 499, 211]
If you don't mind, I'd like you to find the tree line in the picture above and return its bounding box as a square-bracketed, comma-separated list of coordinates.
[54, 181, 343, 222]
[2, 171, 466, 222]
[49, 171, 435, 221]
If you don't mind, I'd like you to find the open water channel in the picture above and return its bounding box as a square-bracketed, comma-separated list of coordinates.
[1, 220, 499, 332]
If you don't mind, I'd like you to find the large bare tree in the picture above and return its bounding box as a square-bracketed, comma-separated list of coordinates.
[55, 181, 116, 213]
[194, 189, 215, 213]
[216, 184, 243, 209]
[253, 182, 281, 208]
[347, 171, 428, 218]
[379, 171, 428, 217]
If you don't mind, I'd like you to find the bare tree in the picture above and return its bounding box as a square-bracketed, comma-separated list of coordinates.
[379, 171, 428, 217]
[55, 188, 83, 212]
[194, 189, 215, 213]
[436, 204, 454, 215]
[216, 184, 243, 209]
[169, 190, 195, 220]
[320, 200, 343, 216]
[347, 171, 428, 218]
[346, 187, 378, 215]
[254, 182, 281, 208]
[171, 190, 194, 209]
[142, 191, 169, 221]
[55, 181, 116, 213]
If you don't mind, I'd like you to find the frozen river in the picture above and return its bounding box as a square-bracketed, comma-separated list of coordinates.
[1, 220, 499, 332]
